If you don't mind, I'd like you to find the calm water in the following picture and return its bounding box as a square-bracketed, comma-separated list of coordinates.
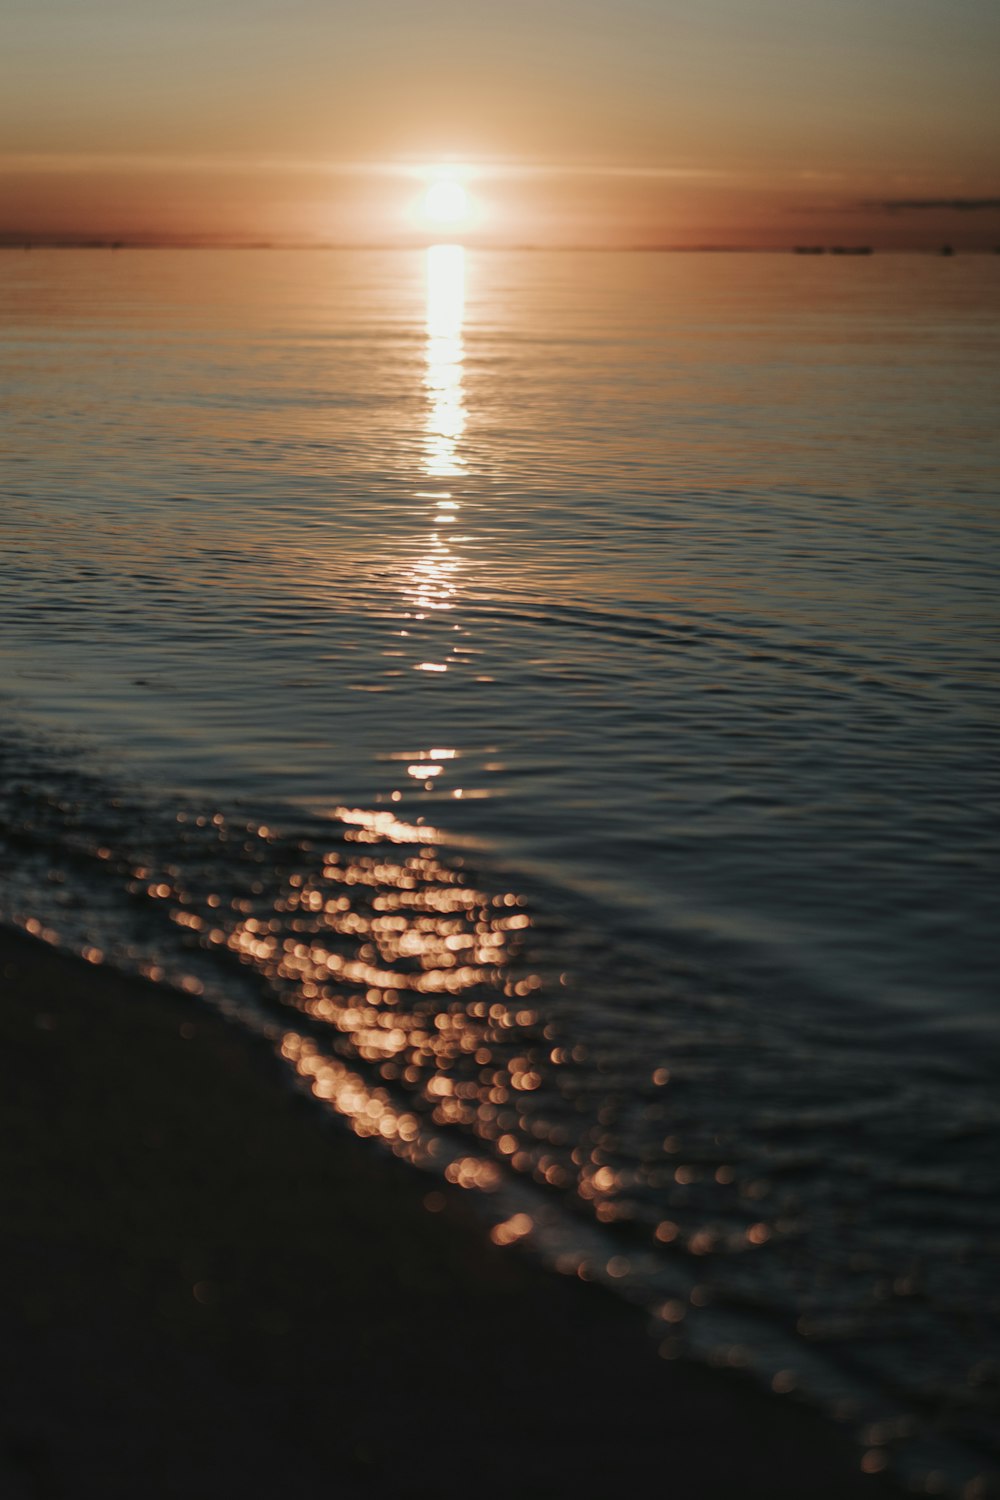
[2, 248, 998, 1492]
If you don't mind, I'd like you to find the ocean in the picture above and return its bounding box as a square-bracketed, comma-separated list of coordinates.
[2, 246, 998, 1493]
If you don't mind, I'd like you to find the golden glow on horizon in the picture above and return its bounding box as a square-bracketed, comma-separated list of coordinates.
[3, 0, 998, 249]
[4, 149, 997, 248]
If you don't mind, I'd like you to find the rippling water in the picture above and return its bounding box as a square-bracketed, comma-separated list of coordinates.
[2, 247, 998, 1493]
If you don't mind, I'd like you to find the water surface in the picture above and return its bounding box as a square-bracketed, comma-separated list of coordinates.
[2, 247, 998, 1492]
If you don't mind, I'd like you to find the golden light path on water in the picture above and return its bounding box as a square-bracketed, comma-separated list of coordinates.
[259, 245, 557, 1206]
[403, 245, 466, 645]
[238, 245, 629, 1269]
[424, 241, 466, 482]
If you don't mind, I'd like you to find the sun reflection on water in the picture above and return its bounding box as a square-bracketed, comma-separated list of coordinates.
[424, 243, 466, 482]
[400, 244, 469, 674]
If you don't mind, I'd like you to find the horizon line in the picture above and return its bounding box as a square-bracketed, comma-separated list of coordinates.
[1, 237, 993, 254]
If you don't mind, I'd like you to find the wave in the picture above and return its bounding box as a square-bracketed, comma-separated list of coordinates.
[1, 722, 997, 1496]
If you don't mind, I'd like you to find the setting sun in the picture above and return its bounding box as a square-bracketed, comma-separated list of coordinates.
[421, 178, 471, 228]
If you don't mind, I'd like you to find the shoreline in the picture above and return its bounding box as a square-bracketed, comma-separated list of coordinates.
[0, 924, 896, 1498]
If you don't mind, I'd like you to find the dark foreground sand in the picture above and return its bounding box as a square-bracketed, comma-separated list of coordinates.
[0, 926, 896, 1500]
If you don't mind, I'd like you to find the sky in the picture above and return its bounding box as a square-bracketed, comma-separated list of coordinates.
[1, 0, 998, 247]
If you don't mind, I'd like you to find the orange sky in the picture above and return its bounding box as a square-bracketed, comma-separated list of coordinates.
[2, 0, 998, 247]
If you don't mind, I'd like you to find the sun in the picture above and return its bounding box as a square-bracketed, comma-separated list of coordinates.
[421, 177, 471, 228]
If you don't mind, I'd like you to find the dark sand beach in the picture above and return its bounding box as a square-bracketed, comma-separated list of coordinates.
[0, 926, 896, 1499]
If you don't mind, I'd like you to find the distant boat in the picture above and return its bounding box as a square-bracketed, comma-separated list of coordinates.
[794, 246, 826, 255]
[939, 245, 955, 256]
[830, 246, 873, 256]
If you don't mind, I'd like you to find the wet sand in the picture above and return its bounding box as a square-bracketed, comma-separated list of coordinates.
[0, 926, 896, 1500]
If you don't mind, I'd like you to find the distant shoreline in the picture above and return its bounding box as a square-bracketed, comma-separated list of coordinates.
[2, 238, 998, 253]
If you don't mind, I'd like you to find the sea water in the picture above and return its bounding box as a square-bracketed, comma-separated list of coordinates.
[1, 247, 998, 1492]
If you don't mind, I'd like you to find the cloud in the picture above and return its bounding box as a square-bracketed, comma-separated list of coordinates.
[863, 197, 1000, 213]
[0, 151, 732, 183]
